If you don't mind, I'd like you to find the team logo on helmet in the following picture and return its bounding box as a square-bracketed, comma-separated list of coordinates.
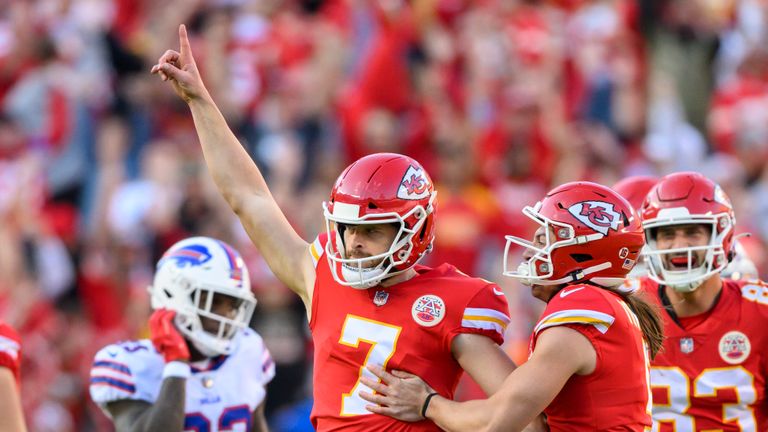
[718, 331, 751, 364]
[567, 201, 621, 235]
[411, 294, 445, 327]
[158, 245, 212, 269]
[397, 166, 430, 200]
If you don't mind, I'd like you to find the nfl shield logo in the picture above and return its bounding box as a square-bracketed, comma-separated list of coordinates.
[373, 290, 389, 307]
[680, 337, 694, 354]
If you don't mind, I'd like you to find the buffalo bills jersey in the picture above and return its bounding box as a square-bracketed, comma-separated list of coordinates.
[89, 328, 274, 431]
[0, 322, 21, 383]
[308, 234, 511, 431]
[636, 277, 768, 431]
[530, 284, 653, 431]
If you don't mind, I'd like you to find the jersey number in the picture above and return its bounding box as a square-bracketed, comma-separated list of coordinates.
[650, 366, 757, 431]
[339, 314, 402, 416]
[184, 405, 251, 432]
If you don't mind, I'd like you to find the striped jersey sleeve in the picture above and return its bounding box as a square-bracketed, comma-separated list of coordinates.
[533, 285, 616, 337]
[0, 323, 21, 381]
[89, 340, 162, 412]
[309, 233, 329, 269]
[457, 283, 511, 345]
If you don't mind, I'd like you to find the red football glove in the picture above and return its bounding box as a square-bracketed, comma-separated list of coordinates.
[0, 323, 21, 383]
[149, 309, 190, 363]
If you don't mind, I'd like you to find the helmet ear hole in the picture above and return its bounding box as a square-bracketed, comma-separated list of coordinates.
[570, 254, 593, 263]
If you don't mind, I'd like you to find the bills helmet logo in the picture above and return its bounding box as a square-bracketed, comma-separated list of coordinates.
[159, 244, 213, 269]
[412, 294, 445, 327]
[568, 201, 622, 235]
[397, 166, 430, 200]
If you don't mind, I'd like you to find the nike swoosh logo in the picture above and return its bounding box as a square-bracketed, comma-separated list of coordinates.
[560, 287, 585, 298]
[492, 286, 505, 296]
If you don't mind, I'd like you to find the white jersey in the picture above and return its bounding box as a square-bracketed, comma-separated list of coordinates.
[89, 328, 274, 431]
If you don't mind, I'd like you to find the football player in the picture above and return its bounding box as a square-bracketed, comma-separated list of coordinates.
[614, 175, 757, 283]
[359, 182, 664, 431]
[152, 25, 517, 431]
[614, 175, 659, 280]
[637, 172, 768, 431]
[89, 237, 274, 432]
[0, 322, 27, 431]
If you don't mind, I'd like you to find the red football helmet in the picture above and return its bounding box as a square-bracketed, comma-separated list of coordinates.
[612, 176, 658, 212]
[612, 175, 659, 279]
[503, 182, 645, 287]
[322, 153, 437, 289]
[640, 172, 736, 292]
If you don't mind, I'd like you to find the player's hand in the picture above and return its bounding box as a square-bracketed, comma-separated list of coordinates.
[149, 309, 190, 363]
[360, 365, 433, 422]
[150, 24, 209, 104]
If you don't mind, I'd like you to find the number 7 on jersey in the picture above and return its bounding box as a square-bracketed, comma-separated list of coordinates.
[339, 315, 402, 416]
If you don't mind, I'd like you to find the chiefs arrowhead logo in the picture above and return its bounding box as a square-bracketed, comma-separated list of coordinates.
[397, 165, 430, 200]
[567, 201, 621, 235]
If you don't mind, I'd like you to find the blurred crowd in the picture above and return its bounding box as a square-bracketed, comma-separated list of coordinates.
[2, 0, 768, 430]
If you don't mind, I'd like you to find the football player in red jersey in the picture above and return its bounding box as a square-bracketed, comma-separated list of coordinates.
[635, 172, 768, 431]
[0, 322, 28, 431]
[152, 25, 517, 431]
[360, 182, 664, 431]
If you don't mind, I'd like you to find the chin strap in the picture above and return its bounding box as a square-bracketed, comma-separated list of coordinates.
[534, 262, 613, 286]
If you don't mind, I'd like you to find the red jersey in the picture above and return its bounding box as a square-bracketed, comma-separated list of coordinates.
[637, 277, 768, 431]
[0, 322, 21, 384]
[308, 235, 510, 431]
[530, 284, 652, 431]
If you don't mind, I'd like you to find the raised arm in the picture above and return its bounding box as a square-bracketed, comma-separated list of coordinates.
[151, 25, 314, 306]
[0, 368, 27, 432]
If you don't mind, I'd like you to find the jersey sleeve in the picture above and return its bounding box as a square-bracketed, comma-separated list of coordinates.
[534, 286, 616, 338]
[309, 232, 330, 269]
[250, 330, 276, 386]
[453, 283, 511, 346]
[0, 323, 21, 381]
[89, 341, 161, 412]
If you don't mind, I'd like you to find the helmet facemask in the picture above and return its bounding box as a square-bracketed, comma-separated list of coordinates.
[503, 202, 612, 287]
[151, 271, 256, 357]
[149, 237, 257, 357]
[643, 212, 733, 292]
[322, 196, 434, 289]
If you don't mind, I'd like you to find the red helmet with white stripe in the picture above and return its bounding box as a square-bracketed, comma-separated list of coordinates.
[640, 172, 736, 292]
[322, 153, 437, 289]
[503, 182, 645, 287]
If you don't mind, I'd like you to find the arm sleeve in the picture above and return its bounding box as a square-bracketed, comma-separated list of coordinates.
[309, 233, 330, 269]
[89, 343, 158, 409]
[0, 324, 21, 381]
[533, 287, 616, 338]
[451, 283, 511, 346]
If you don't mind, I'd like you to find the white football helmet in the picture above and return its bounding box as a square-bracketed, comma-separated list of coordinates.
[148, 237, 256, 357]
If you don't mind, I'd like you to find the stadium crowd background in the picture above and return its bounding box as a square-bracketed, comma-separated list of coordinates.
[1, 0, 768, 430]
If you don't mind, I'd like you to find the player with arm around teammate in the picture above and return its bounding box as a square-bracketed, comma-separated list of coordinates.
[152, 25, 518, 431]
[358, 182, 665, 432]
[89, 237, 274, 432]
[0, 322, 27, 432]
[635, 172, 768, 431]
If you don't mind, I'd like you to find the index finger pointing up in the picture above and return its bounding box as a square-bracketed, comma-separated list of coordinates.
[178, 24, 194, 64]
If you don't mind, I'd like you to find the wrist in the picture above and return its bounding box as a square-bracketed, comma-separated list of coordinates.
[162, 361, 191, 379]
[420, 392, 439, 419]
